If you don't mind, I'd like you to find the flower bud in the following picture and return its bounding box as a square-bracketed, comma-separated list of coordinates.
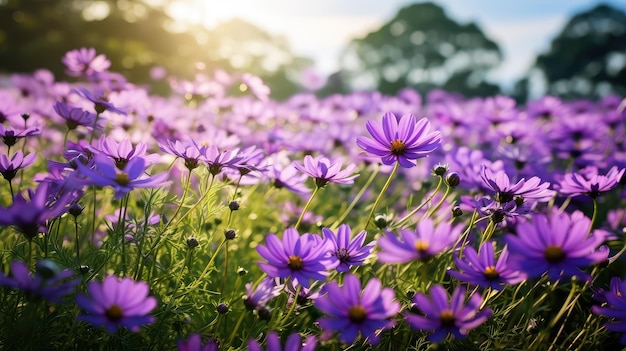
[374, 214, 388, 229]
[432, 163, 448, 176]
[224, 229, 236, 240]
[229, 201, 240, 211]
[35, 260, 60, 279]
[186, 237, 199, 249]
[446, 172, 461, 188]
[237, 267, 248, 276]
[452, 206, 463, 217]
[216, 303, 229, 314]
[69, 203, 84, 218]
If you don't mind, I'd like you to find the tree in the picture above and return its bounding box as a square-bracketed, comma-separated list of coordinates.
[338, 2, 502, 97]
[519, 3, 626, 100]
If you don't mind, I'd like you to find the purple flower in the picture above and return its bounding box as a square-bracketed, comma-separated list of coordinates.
[447, 241, 525, 290]
[404, 285, 492, 342]
[505, 211, 608, 280]
[242, 277, 282, 311]
[322, 224, 374, 272]
[480, 166, 555, 204]
[377, 219, 463, 263]
[92, 135, 159, 170]
[76, 275, 157, 333]
[248, 332, 316, 351]
[558, 166, 625, 199]
[268, 162, 311, 195]
[76, 154, 168, 198]
[0, 260, 79, 303]
[356, 112, 441, 168]
[256, 228, 335, 288]
[314, 274, 400, 345]
[62, 47, 111, 77]
[0, 124, 41, 148]
[177, 334, 219, 351]
[159, 139, 207, 171]
[241, 73, 271, 101]
[53, 101, 97, 131]
[294, 155, 359, 188]
[201, 145, 243, 176]
[592, 278, 626, 344]
[0, 150, 36, 181]
[0, 182, 74, 240]
[74, 87, 127, 115]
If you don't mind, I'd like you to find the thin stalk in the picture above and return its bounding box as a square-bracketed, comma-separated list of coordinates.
[394, 175, 443, 228]
[74, 215, 80, 263]
[295, 186, 320, 230]
[88, 112, 101, 144]
[162, 169, 192, 234]
[364, 162, 399, 231]
[330, 164, 380, 229]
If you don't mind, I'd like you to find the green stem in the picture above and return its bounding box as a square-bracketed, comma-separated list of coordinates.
[425, 181, 450, 218]
[330, 164, 380, 229]
[172, 173, 215, 228]
[364, 162, 399, 231]
[394, 175, 443, 228]
[295, 186, 320, 230]
[227, 311, 247, 347]
[589, 198, 597, 235]
[163, 169, 192, 235]
[89, 112, 101, 144]
[74, 216, 80, 263]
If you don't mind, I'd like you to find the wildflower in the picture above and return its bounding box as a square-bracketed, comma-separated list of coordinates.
[256, 228, 335, 288]
[322, 224, 374, 272]
[92, 135, 158, 170]
[356, 112, 441, 168]
[242, 277, 281, 311]
[294, 155, 359, 188]
[53, 101, 97, 131]
[241, 73, 271, 101]
[74, 87, 127, 115]
[159, 139, 207, 171]
[314, 274, 400, 345]
[0, 150, 37, 181]
[201, 145, 243, 176]
[76, 154, 168, 198]
[558, 166, 625, 199]
[592, 277, 626, 344]
[447, 241, 525, 290]
[76, 275, 157, 333]
[505, 211, 608, 280]
[0, 124, 41, 148]
[62, 47, 111, 77]
[404, 285, 492, 342]
[0, 260, 79, 303]
[0, 182, 74, 240]
[377, 219, 463, 263]
[268, 162, 311, 195]
[177, 334, 219, 351]
[248, 331, 317, 351]
[480, 166, 555, 204]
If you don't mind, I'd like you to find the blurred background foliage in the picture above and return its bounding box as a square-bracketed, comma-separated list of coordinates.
[0, 0, 625, 101]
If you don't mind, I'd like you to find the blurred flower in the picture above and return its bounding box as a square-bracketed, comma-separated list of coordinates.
[0, 124, 41, 148]
[0, 260, 79, 303]
[267, 162, 311, 195]
[314, 274, 400, 345]
[505, 211, 608, 281]
[53, 101, 97, 131]
[404, 285, 492, 342]
[356, 112, 441, 168]
[62, 47, 111, 77]
[91, 135, 159, 170]
[159, 139, 207, 171]
[200, 145, 243, 176]
[294, 155, 358, 188]
[592, 277, 626, 344]
[243, 277, 281, 311]
[322, 224, 374, 273]
[241, 73, 270, 101]
[256, 228, 335, 288]
[74, 87, 127, 115]
[76, 154, 168, 198]
[0, 150, 36, 181]
[76, 275, 157, 333]
[447, 241, 525, 290]
[248, 331, 316, 351]
[177, 334, 219, 351]
[378, 219, 462, 263]
[480, 166, 555, 204]
[558, 166, 625, 199]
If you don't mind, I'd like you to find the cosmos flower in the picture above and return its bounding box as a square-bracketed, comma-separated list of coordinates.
[267, 162, 311, 195]
[404, 285, 492, 342]
[480, 166, 555, 204]
[356, 112, 441, 168]
[0, 260, 80, 303]
[242, 277, 282, 311]
[256, 228, 335, 288]
[62, 47, 111, 77]
[592, 277, 626, 344]
[91, 135, 159, 170]
[0, 124, 41, 148]
[248, 332, 316, 351]
[76, 275, 157, 333]
[558, 166, 625, 199]
[0, 150, 37, 181]
[294, 155, 359, 188]
[74, 87, 127, 115]
[159, 139, 207, 171]
[377, 219, 463, 263]
[321, 224, 374, 272]
[177, 334, 219, 351]
[505, 211, 608, 281]
[447, 241, 525, 290]
[200, 145, 243, 176]
[314, 274, 400, 345]
[53, 101, 98, 131]
[76, 154, 168, 198]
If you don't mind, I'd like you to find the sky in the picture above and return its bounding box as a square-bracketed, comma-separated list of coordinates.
[167, 0, 626, 91]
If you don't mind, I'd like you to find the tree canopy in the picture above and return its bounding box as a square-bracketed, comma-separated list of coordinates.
[337, 2, 502, 97]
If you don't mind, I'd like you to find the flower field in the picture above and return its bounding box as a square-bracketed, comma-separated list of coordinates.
[0, 48, 625, 350]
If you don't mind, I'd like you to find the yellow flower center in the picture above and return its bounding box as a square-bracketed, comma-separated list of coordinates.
[348, 305, 367, 324]
[415, 240, 429, 253]
[439, 309, 456, 327]
[483, 266, 499, 280]
[116, 173, 130, 186]
[390, 139, 407, 155]
[287, 255, 303, 270]
[105, 304, 124, 321]
[544, 245, 566, 263]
